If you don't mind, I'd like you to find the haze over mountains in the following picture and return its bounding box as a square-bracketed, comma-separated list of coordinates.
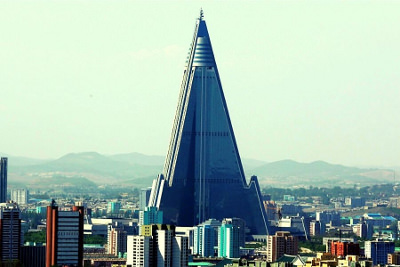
[4, 152, 396, 189]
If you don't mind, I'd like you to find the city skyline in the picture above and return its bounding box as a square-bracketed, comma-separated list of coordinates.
[1, 1, 400, 167]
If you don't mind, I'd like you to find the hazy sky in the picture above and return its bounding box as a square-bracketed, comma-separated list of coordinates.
[1, 1, 399, 167]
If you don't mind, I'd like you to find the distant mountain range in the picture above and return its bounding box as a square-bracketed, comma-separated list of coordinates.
[3, 152, 396, 189]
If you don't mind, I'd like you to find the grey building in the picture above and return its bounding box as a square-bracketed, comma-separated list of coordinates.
[139, 187, 152, 211]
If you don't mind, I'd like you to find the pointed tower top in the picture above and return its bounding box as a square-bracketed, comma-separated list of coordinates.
[199, 8, 204, 21]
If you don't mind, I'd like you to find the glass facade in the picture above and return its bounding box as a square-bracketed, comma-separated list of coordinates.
[150, 15, 268, 235]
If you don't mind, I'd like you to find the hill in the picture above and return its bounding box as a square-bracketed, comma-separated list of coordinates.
[248, 160, 394, 187]
[6, 152, 396, 189]
[10, 152, 163, 188]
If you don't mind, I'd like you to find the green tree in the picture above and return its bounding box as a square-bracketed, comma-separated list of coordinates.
[24, 231, 46, 243]
[84, 235, 107, 245]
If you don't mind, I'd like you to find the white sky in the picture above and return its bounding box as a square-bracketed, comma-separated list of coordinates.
[1, 1, 399, 167]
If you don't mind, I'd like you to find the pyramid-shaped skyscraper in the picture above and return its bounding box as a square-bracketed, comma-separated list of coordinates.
[149, 12, 269, 235]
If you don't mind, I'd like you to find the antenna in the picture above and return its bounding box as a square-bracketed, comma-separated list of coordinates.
[199, 8, 204, 20]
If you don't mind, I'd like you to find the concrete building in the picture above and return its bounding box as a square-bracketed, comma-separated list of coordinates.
[323, 237, 355, 253]
[388, 252, 400, 265]
[107, 224, 128, 257]
[127, 224, 188, 267]
[127, 235, 153, 267]
[0, 158, 7, 203]
[345, 197, 365, 208]
[267, 231, 298, 262]
[310, 220, 326, 236]
[277, 215, 310, 239]
[352, 219, 373, 239]
[11, 188, 29, 205]
[316, 211, 341, 226]
[139, 187, 152, 211]
[364, 239, 395, 265]
[0, 202, 21, 263]
[46, 202, 84, 267]
[147, 11, 268, 235]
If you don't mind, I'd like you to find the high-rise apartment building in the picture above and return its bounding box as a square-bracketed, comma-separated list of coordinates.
[107, 223, 128, 257]
[222, 218, 246, 248]
[193, 224, 215, 257]
[218, 223, 240, 258]
[0, 158, 7, 203]
[139, 187, 152, 211]
[127, 224, 188, 267]
[46, 202, 84, 267]
[11, 189, 29, 205]
[267, 231, 298, 262]
[365, 239, 395, 265]
[148, 11, 268, 236]
[0, 202, 21, 263]
[127, 235, 153, 267]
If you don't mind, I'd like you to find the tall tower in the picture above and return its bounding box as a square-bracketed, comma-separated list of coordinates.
[149, 12, 268, 235]
[0, 158, 7, 203]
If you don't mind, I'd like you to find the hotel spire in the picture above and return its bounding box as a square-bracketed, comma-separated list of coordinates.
[149, 13, 269, 235]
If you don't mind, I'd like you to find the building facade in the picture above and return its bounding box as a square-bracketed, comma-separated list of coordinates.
[127, 224, 188, 267]
[388, 252, 400, 265]
[107, 224, 128, 257]
[0, 202, 21, 263]
[139, 187, 152, 211]
[330, 241, 360, 257]
[364, 239, 395, 265]
[127, 235, 153, 267]
[11, 189, 29, 205]
[20, 245, 46, 267]
[139, 206, 163, 226]
[46, 202, 84, 267]
[310, 220, 326, 236]
[218, 223, 240, 258]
